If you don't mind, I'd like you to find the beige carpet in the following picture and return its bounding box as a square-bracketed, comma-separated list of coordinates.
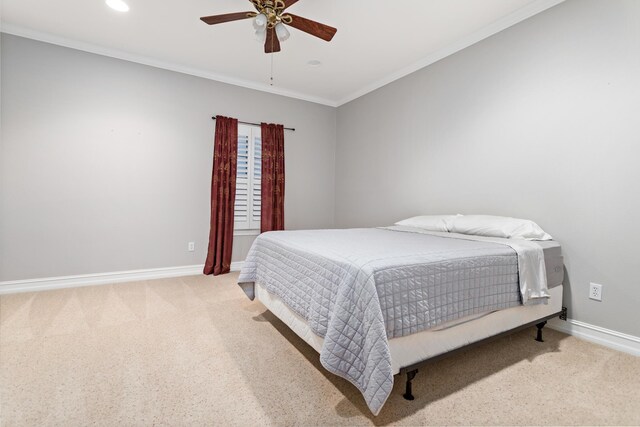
[1, 273, 639, 426]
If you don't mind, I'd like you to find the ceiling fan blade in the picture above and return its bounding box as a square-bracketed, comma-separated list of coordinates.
[200, 12, 254, 25]
[265, 27, 281, 53]
[282, 0, 300, 10]
[285, 14, 337, 42]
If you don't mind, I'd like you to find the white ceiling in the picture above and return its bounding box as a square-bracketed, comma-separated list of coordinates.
[1, 0, 564, 106]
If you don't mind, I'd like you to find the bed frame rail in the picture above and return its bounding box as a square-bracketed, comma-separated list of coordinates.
[399, 307, 567, 400]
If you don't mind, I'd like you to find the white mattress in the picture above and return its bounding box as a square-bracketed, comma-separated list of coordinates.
[255, 282, 563, 375]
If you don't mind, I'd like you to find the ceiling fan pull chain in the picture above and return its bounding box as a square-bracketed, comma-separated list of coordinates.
[270, 54, 275, 86]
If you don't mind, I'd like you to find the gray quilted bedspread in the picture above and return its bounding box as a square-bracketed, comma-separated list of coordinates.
[237, 228, 520, 415]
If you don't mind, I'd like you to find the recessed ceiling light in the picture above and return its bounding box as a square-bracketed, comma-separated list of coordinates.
[307, 60, 322, 67]
[106, 0, 129, 12]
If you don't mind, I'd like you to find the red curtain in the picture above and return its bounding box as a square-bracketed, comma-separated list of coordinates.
[261, 123, 285, 233]
[204, 116, 238, 275]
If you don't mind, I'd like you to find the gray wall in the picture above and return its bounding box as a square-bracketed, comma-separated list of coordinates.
[3, 0, 639, 338]
[335, 0, 640, 336]
[0, 34, 336, 281]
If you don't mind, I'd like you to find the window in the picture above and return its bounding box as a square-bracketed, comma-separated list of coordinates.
[234, 124, 261, 231]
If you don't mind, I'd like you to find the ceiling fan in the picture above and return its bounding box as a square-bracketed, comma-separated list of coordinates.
[200, 0, 337, 54]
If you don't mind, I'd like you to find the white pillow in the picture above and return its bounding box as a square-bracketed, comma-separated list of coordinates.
[450, 215, 552, 241]
[395, 215, 461, 232]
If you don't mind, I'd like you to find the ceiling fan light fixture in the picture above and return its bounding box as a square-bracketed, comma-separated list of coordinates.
[105, 0, 129, 12]
[255, 27, 267, 43]
[254, 13, 267, 28]
[275, 23, 290, 42]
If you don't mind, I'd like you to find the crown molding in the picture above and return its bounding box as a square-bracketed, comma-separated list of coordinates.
[335, 0, 566, 106]
[1, 0, 565, 109]
[0, 23, 338, 107]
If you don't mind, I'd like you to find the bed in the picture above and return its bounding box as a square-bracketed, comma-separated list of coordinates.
[238, 222, 565, 415]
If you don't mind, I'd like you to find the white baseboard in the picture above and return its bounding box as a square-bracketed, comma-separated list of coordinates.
[2, 264, 637, 359]
[0, 265, 205, 295]
[548, 318, 640, 357]
[0, 262, 247, 295]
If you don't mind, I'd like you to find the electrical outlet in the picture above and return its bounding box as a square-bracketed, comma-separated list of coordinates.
[589, 283, 603, 301]
[188, 242, 195, 252]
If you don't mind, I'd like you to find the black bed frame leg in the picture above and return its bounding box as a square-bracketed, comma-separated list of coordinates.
[535, 321, 547, 342]
[403, 369, 418, 401]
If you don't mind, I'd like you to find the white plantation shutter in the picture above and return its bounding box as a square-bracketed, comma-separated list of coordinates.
[234, 125, 261, 231]
[251, 136, 262, 229]
[234, 132, 250, 229]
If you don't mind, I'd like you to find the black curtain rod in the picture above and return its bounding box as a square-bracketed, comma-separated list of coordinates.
[211, 116, 295, 132]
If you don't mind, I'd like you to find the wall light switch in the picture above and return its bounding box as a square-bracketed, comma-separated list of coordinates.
[188, 242, 195, 252]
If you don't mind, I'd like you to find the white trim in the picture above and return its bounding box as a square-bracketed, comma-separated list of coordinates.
[230, 261, 245, 272]
[0, 23, 337, 107]
[2, 0, 564, 108]
[234, 229, 260, 237]
[336, 0, 566, 106]
[0, 265, 204, 295]
[548, 318, 640, 357]
[1, 262, 638, 359]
